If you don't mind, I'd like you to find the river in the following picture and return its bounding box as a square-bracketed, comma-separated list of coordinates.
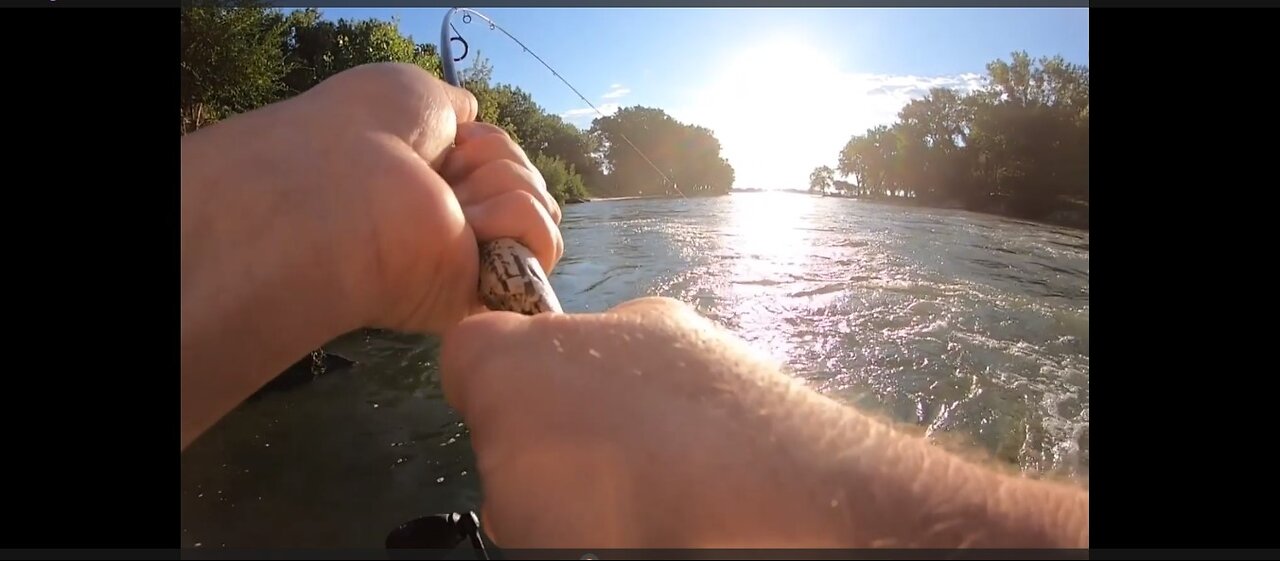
[180, 190, 1089, 548]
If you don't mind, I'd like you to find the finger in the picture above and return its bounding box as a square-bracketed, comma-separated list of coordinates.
[454, 159, 562, 225]
[442, 82, 479, 124]
[442, 126, 537, 185]
[455, 121, 513, 144]
[463, 189, 564, 275]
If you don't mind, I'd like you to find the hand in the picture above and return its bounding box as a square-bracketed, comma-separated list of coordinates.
[180, 62, 562, 448]
[183, 62, 561, 337]
[439, 297, 1089, 549]
[439, 297, 852, 548]
[294, 62, 563, 334]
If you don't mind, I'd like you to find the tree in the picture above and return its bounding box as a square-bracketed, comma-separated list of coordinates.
[180, 4, 291, 134]
[809, 166, 834, 194]
[181, 6, 448, 135]
[542, 116, 604, 193]
[838, 134, 870, 195]
[280, 11, 441, 95]
[532, 152, 589, 205]
[182, 8, 754, 206]
[830, 51, 1087, 225]
[590, 106, 734, 197]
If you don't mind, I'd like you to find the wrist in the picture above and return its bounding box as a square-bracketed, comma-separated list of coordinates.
[181, 102, 364, 447]
[182, 97, 365, 331]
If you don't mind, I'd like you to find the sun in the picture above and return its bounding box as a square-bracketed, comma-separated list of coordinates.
[686, 37, 848, 190]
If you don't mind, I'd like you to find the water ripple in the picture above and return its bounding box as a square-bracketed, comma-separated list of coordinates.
[182, 191, 1088, 547]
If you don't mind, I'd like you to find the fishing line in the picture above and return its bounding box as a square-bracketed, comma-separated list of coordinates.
[386, 9, 697, 553]
[440, 7, 685, 198]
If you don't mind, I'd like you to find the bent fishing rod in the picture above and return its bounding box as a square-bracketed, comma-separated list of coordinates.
[440, 7, 563, 318]
[387, 8, 688, 553]
[439, 7, 681, 317]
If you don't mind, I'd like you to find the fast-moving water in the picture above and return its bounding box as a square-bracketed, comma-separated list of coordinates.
[181, 191, 1089, 548]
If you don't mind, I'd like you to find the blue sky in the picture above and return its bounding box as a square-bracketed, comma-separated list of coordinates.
[309, 7, 1088, 190]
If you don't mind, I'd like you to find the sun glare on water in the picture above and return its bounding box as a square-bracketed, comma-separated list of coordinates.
[718, 189, 825, 363]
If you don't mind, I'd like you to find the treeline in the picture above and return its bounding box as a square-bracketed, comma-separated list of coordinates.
[180, 4, 735, 204]
[810, 52, 1088, 227]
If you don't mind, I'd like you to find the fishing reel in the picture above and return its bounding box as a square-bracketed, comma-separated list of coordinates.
[386, 510, 494, 559]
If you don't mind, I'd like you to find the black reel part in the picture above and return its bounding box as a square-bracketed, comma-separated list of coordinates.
[386, 511, 490, 559]
[451, 35, 469, 62]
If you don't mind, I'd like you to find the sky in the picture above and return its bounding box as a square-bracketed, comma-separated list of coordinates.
[312, 8, 1089, 190]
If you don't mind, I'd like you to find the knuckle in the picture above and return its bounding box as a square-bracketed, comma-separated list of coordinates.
[474, 158, 527, 183]
[475, 121, 512, 139]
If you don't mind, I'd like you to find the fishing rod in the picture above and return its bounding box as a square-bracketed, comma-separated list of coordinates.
[440, 7, 682, 199]
[437, 7, 682, 319]
[390, 7, 687, 553]
[440, 7, 563, 317]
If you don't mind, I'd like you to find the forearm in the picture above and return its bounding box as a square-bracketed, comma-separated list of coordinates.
[747, 381, 1089, 548]
[180, 103, 361, 449]
[436, 298, 1087, 549]
[565, 304, 1086, 548]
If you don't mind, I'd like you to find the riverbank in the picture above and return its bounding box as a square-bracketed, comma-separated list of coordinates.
[567, 190, 1087, 230]
[563, 196, 645, 204]
[842, 194, 1089, 231]
[564, 193, 728, 204]
[811, 190, 1087, 231]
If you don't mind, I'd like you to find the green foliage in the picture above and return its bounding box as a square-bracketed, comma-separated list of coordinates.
[181, 8, 734, 204]
[459, 60, 605, 196]
[532, 152, 590, 205]
[180, 3, 291, 133]
[833, 52, 1088, 223]
[181, 5, 443, 134]
[589, 106, 735, 197]
[280, 9, 441, 94]
[809, 166, 834, 194]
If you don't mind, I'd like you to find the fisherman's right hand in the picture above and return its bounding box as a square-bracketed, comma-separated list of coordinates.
[181, 62, 562, 448]
[183, 62, 561, 338]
